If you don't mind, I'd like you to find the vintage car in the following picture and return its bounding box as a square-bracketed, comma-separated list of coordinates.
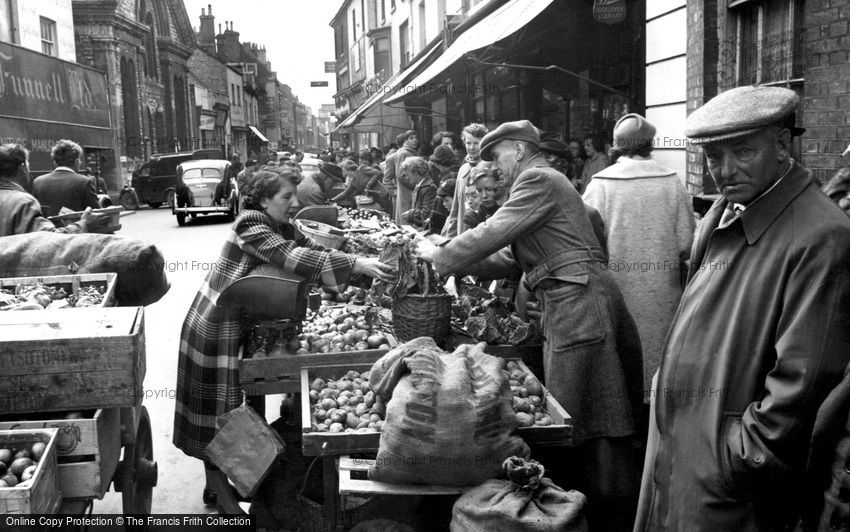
[172, 159, 239, 226]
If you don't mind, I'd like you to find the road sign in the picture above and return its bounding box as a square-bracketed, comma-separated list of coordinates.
[310, 81, 329, 87]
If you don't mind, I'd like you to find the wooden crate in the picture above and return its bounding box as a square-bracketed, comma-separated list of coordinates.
[242, 349, 387, 395]
[0, 409, 120, 499]
[300, 358, 572, 457]
[0, 307, 146, 414]
[0, 428, 62, 514]
[0, 273, 117, 308]
[301, 363, 380, 457]
[512, 360, 572, 446]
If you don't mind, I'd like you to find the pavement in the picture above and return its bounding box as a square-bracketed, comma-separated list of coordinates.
[92, 206, 259, 514]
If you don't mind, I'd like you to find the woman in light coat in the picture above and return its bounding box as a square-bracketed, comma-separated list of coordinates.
[583, 114, 695, 402]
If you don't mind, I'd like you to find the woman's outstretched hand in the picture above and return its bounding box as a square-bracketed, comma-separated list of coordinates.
[353, 257, 395, 282]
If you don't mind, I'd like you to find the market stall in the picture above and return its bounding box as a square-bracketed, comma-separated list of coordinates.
[205, 206, 579, 530]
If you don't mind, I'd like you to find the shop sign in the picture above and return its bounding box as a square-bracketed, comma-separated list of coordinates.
[593, 0, 626, 24]
[0, 42, 110, 127]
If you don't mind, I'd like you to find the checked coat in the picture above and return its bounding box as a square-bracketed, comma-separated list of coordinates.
[173, 209, 356, 459]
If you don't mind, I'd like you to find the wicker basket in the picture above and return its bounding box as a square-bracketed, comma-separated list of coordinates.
[295, 220, 346, 250]
[392, 293, 453, 346]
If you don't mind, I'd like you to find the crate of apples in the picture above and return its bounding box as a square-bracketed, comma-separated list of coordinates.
[505, 360, 574, 445]
[0, 429, 62, 514]
[300, 365, 383, 456]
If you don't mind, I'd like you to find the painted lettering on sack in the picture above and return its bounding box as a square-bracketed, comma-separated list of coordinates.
[473, 397, 503, 440]
[398, 357, 440, 445]
[468, 361, 495, 391]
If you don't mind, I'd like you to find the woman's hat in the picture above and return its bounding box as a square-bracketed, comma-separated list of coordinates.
[613, 114, 656, 149]
[430, 145, 457, 167]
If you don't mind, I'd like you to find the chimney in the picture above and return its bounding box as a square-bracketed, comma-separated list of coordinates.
[256, 44, 267, 65]
[216, 20, 242, 63]
[198, 5, 216, 55]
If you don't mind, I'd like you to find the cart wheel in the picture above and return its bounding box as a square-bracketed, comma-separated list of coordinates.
[116, 407, 157, 514]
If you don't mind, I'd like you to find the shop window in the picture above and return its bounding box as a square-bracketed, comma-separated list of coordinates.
[728, 0, 803, 86]
[40, 17, 56, 56]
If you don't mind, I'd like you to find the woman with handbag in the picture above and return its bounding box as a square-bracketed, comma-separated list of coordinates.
[173, 166, 394, 504]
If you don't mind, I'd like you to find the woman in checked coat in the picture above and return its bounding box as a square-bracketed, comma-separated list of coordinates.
[173, 167, 392, 501]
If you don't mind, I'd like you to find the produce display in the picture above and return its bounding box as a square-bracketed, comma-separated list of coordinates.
[308, 370, 385, 433]
[506, 361, 554, 427]
[373, 239, 445, 299]
[0, 442, 44, 488]
[453, 288, 538, 346]
[294, 304, 394, 355]
[0, 283, 105, 311]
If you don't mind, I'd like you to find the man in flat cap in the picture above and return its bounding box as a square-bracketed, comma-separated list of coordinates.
[416, 119, 644, 531]
[636, 86, 850, 531]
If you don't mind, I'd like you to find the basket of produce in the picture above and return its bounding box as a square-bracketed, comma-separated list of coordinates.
[392, 293, 453, 345]
[373, 238, 453, 346]
[0, 428, 62, 514]
[0, 273, 117, 310]
[295, 220, 346, 250]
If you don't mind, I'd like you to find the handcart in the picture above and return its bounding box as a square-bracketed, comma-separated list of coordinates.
[0, 274, 157, 515]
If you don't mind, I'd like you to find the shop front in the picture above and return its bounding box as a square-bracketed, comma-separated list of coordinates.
[0, 42, 120, 190]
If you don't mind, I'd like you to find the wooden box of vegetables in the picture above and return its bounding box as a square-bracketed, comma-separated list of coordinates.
[0, 307, 146, 414]
[301, 363, 382, 456]
[300, 358, 572, 457]
[0, 409, 120, 499]
[0, 428, 62, 514]
[0, 273, 117, 310]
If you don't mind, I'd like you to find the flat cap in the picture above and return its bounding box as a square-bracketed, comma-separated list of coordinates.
[539, 138, 570, 158]
[318, 161, 343, 182]
[685, 85, 799, 145]
[480, 120, 540, 161]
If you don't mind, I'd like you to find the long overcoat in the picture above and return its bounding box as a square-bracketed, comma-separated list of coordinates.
[636, 163, 850, 531]
[173, 209, 355, 459]
[583, 157, 695, 394]
[432, 154, 643, 445]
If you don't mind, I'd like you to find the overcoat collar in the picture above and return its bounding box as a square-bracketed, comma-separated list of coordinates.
[593, 158, 676, 179]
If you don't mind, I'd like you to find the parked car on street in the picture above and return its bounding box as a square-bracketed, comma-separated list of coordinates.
[172, 159, 238, 226]
[121, 149, 223, 210]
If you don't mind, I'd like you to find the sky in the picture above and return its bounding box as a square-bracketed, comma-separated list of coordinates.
[182, 0, 340, 113]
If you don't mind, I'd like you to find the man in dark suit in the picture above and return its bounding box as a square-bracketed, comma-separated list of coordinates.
[32, 139, 100, 217]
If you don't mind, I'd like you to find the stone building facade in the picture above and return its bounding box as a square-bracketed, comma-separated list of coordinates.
[73, 0, 196, 174]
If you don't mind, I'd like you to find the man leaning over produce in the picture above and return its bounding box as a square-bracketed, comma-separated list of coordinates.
[635, 86, 850, 531]
[0, 143, 115, 236]
[415, 120, 644, 532]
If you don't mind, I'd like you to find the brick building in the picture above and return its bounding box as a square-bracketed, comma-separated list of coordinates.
[684, 0, 847, 194]
[73, 0, 196, 174]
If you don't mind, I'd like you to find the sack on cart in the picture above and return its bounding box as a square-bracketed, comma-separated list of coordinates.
[450, 457, 588, 532]
[204, 404, 286, 498]
[369, 338, 529, 486]
[0, 232, 170, 306]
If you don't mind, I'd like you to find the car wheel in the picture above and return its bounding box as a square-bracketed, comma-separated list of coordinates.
[121, 193, 139, 211]
[148, 202, 162, 209]
[176, 213, 186, 227]
[165, 190, 176, 209]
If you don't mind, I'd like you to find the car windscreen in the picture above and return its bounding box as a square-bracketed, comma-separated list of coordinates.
[183, 168, 223, 179]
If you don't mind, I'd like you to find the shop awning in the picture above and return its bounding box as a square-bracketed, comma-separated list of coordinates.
[384, 0, 553, 105]
[334, 44, 443, 132]
[248, 125, 269, 143]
